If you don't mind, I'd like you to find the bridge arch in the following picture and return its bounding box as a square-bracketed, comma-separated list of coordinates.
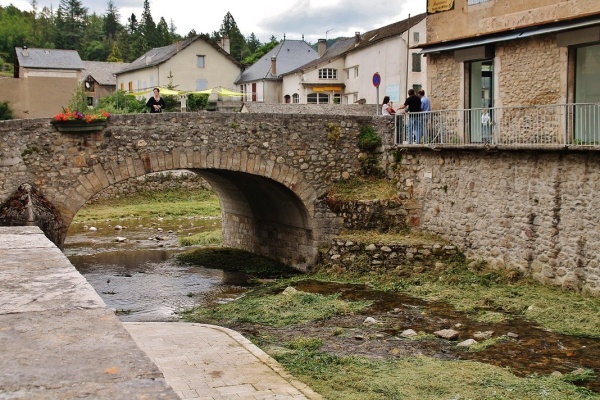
[1, 113, 387, 269]
[57, 148, 327, 269]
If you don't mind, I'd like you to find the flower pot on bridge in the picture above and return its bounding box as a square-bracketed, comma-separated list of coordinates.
[51, 120, 107, 133]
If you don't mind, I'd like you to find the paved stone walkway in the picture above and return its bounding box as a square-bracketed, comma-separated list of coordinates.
[124, 322, 322, 400]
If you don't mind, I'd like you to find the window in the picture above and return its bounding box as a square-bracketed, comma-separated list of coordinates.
[413, 84, 422, 93]
[197, 55, 205, 68]
[413, 32, 420, 43]
[412, 53, 422, 72]
[355, 67, 359, 78]
[318, 68, 337, 79]
[468, 0, 492, 4]
[137, 80, 141, 90]
[120, 83, 124, 91]
[196, 79, 207, 91]
[307, 93, 330, 104]
[574, 44, 600, 142]
[128, 81, 133, 92]
[346, 70, 350, 79]
[87, 97, 94, 106]
[284, 94, 291, 103]
[333, 94, 341, 104]
[292, 93, 299, 103]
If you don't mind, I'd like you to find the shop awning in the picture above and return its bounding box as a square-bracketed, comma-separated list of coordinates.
[312, 86, 344, 92]
[419, 15, 600, 54]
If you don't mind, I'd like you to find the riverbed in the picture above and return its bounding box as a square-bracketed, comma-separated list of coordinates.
[64, 216, 250, 322]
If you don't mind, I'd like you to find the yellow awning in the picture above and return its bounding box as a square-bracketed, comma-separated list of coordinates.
[128, 87, 187, 96]
[312, 86, 343, 92]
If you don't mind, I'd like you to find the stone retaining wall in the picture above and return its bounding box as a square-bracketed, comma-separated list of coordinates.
[322, 239, 459, 272]
[325, 199, 408, 231]
[386, 148, 600, 294]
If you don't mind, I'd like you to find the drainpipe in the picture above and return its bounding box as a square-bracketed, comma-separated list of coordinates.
[405, 14, 411, 96]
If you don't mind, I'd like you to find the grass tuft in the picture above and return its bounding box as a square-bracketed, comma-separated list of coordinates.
[182, 286, 371, 327]
[179, 230, 223, 246]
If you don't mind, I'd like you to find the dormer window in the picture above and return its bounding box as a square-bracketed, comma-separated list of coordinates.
[318, 68, 337, 79]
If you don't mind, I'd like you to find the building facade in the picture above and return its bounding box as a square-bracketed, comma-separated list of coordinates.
[420, 0, 600, 112]
[235, 40, 319, 103]
[116, 36, 242, 96]
[282, 14, 427, 106]
[0, 47, 85, 118]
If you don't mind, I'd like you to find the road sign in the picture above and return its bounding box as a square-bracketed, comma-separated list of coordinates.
[372, 72, 381, 87]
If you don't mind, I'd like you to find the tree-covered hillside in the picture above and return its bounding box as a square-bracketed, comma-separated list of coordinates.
[0, 0, 278, 69]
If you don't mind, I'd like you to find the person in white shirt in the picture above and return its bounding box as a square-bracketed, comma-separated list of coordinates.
[381, 96, 395, 116]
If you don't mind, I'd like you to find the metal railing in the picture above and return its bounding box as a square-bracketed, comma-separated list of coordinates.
[394, 103, 600, 148]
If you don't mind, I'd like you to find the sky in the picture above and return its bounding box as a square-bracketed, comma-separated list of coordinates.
[0, 0, 426, 44]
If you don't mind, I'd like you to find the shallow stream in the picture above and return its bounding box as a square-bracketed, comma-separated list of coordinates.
[64, 218, 600, 392]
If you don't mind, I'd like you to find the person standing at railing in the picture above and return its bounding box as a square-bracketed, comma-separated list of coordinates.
[381, 96, 396, 116]
[481, 109, 492, 143]
[398, 89, 422, 144]
[419, 90, 431, 143]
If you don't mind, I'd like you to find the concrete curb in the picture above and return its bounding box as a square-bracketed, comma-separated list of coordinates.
[200, 323, 323, 400]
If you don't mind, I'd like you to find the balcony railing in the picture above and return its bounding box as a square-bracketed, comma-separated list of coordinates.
[394, 103, 600, 149]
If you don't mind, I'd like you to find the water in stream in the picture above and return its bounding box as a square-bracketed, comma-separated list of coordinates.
[64, 216, 251, 322]
[64, 217, 600, 393]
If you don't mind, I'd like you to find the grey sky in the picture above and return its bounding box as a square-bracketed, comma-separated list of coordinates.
[1, 0, 426, 43]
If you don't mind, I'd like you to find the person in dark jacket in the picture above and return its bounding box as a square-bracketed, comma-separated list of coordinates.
[146, 88, 166, 113]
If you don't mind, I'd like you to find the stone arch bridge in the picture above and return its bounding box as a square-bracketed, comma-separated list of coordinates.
[0, 113, 392, 269]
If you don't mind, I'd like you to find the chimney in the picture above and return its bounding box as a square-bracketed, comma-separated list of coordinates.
[318, 39, 327, 57]
[220, 36, 231, 54]
[271, 56, 277, 76]
[355, 32, 361, 44]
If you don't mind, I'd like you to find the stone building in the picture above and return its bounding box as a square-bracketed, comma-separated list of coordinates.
[0, 47, 85, 118]
[82, 61, 129, 107]
[418, 0, 600, 142]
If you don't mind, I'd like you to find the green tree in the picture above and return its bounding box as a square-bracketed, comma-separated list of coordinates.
[217, 12, 247, 62]
[55, 0, 88, 50]
[97, 90, 146, 114]
[67, 84, 89, 112]
[140, 0, 157, 48]
[31, 5, 56, 48]
[0, 101, 14, 120]
[81, 13, 109, 60]
[103, 0, 119, 40]
[246, 32, 261, 54]
[106, 40, 123, 62]
[242, 40, 279, 67]
[156, 17, 170, 46]
[0, 5, 34, 58]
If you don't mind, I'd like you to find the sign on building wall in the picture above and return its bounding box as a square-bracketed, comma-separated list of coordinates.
[386, 84, 400, 102]
[427, 0, 455, 14]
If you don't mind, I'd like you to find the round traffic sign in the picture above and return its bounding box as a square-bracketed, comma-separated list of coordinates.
[372, 72, 381, 87]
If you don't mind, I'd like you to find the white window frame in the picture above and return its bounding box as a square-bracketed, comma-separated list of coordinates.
[307, 92, 330, 104]
[318, 68, 337, 79]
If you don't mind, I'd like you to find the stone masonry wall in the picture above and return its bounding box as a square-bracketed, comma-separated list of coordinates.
[496, 35, 565, 107]
[87, 170, 211, 204]
[386, 149, 600, 294]
[428, 33, 566, 110]
[323, 239, 459, 272]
